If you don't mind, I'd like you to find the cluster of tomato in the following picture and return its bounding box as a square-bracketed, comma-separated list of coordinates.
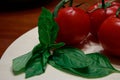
[55, 0, 120, 56]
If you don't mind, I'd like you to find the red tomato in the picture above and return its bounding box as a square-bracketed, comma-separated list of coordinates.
[88, 0, 120, 38]
[55, 7, 90, 45]
[98, 15, 120, 56]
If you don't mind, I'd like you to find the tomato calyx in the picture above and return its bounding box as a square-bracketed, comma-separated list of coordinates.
[98, 0, 114, 9]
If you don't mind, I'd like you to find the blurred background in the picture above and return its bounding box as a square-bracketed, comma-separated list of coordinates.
[0, 0, 53, 11]
[0, 0, 120, 58]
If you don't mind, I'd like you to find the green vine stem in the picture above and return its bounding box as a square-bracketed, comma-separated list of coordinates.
[102, 0, 105, 8]
[69, 0, 73, 7]
[116, 8, 120, 18]
[53, 0, 68, 18]
[98, 0, 115, 9]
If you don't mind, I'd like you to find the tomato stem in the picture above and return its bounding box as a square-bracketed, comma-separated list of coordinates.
[116, 8, 120, 18]
[53, 0, 68, 18]
[69, 0, 73, 7]
[102, 0, 105, 8]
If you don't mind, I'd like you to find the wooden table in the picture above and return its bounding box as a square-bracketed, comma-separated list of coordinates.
[0, 0, 61, 58]
[0, 0, 120, 58]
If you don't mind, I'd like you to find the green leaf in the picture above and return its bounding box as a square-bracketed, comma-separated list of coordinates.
[12, 44, 43, 74]
[42, 50, 51, 69]
[12, 51, 32, 72]
[32, 44, 46, 55]
[85, 53, 119, 77]
[25, 50, 50, 78]
[49, 42, 65, 49]
[65, 53, 119, 78]
[38, 7, 59, 47]
[50, 21, 59, 44]
[25, 56, 43, 78]
[52, 47, 92, 68]
[49, 53, 120, 78]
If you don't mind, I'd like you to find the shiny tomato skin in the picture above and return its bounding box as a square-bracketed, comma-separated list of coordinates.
[55, 7, 90, 45]
[98, 15, 120, 56]
[88, 9, 106, 38]
[88, 1, 120, 38]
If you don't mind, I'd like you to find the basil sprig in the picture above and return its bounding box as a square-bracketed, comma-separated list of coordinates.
[12, 7, 120, 78]
[12, 7, 64, 78]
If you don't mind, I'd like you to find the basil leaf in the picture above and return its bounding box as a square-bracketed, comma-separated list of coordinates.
[49, 42, 65, 49]
[42, 50, 51, 69]
[38, 7, 59, 47]
[12, 44, 43, 74]
[52, 47, 92, 68]
[50, 21, 59, 44]
[49, 59, 67, 71]
[49, 53, 120, 78]
[25, 56, 43, 78]
[87, 53, 114, 69]
[12, 51, 32, 73]
[85, 53, 119, 77]
[65, 53, 120, 78]
[74, 52, 120, 78]
[32, 44, 46, 55]
[25, 50, 50, 78]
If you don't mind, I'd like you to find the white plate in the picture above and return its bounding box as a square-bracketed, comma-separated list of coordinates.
[0, 27, 120, 80]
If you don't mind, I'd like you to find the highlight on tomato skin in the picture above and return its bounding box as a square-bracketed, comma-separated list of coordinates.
[98, 15, 120, 57]
[87, 0, 120, 39]
[55, 7, 90, 46]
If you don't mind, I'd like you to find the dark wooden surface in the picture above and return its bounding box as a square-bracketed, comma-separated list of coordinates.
[0, 0, 61, 58]
[0, 0, 120, 58]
